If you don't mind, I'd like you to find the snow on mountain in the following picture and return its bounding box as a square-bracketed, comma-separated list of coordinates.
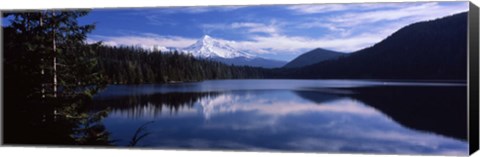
[136, 35, 287, 68]
[182, 35, 255, 59]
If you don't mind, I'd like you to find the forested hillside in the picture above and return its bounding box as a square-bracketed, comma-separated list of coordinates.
[276, 12, 468, 80]
[283, 48, 345, 68]
[94, 45, 267, 84]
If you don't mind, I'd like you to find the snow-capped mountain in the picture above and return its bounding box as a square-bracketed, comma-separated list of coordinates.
[182, 35, 254, 59]
[181, 35, 287, 68]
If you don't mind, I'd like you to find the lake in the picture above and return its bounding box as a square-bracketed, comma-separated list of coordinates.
[92, 79, 468, 155]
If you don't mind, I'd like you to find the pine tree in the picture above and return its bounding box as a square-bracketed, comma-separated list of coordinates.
[3, 10, 110, 145]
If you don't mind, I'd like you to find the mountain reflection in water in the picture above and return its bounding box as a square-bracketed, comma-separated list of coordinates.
[92, 80, 467, 155]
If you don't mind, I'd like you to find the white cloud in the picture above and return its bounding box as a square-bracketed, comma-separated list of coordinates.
[286, 4, 350, 14]
[200, 20, 378, 53]
[198, 20, 379, 53]
[231, 22, 280, 35]
[284, 2, 468, 53]
[286, 2, 413, 14]
[88, 28, 394, 55]
[145, 15, 177, 26]
[297, 22, 352, 37]
[326, 2, 468, 27]
[89, 34, 197, 48]
[203, 2, 468, 54]
[139, 6, 246, 26]
[233, 33, 383, 53]
[92, 2, 469, 57]
[198, 93, 381, 120]
[202, 21, 281, 36]
[154, 6, 246, 14]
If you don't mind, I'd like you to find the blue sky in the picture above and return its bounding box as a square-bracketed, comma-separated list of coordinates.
[4, 2, 469, 61]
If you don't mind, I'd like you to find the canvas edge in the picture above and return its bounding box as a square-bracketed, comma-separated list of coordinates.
[0, 1, 476, 157]
[469, 1, 480, 155]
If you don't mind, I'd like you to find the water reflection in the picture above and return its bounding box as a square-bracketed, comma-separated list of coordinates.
[93, 83, 468, 155]
[93, 92, 219, 119]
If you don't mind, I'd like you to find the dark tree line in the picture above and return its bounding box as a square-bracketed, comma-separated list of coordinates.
[93, 45, 268, 84]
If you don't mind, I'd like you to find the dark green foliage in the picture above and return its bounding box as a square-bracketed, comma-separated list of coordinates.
[71, 109, 113, 145]
[93, 45, 268, 84]
[3, 10, 111, 145]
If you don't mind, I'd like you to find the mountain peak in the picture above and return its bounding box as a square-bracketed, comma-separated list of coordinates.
[180, 35, 286, 68]
[202, 35, 212, 40]
[182, 35, 255, 59]
[198, 35, 215, 46]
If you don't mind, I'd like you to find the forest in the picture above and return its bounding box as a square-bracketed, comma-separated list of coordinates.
[94, 45, 267, 84]
[2, 10, 266, 145]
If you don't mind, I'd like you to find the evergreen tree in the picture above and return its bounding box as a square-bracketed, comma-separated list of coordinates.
[3, 10, 111, 145]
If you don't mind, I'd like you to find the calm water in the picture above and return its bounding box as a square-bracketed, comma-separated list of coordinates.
[92, 79, 468, 155]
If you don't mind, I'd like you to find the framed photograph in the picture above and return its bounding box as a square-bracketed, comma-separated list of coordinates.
[2, 1, 479, 156]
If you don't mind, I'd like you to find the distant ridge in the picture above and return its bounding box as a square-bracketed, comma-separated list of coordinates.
[283, 48, 345, 68]
[288, 12, 467, 80]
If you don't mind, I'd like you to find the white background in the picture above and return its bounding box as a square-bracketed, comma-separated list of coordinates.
[0, 0, 479, 157]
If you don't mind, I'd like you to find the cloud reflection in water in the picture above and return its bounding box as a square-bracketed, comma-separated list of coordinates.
[100, 90, 467, 155]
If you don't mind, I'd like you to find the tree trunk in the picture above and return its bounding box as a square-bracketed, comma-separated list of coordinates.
[52, 12, 57, 98]
[40, 12, 46, 99]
